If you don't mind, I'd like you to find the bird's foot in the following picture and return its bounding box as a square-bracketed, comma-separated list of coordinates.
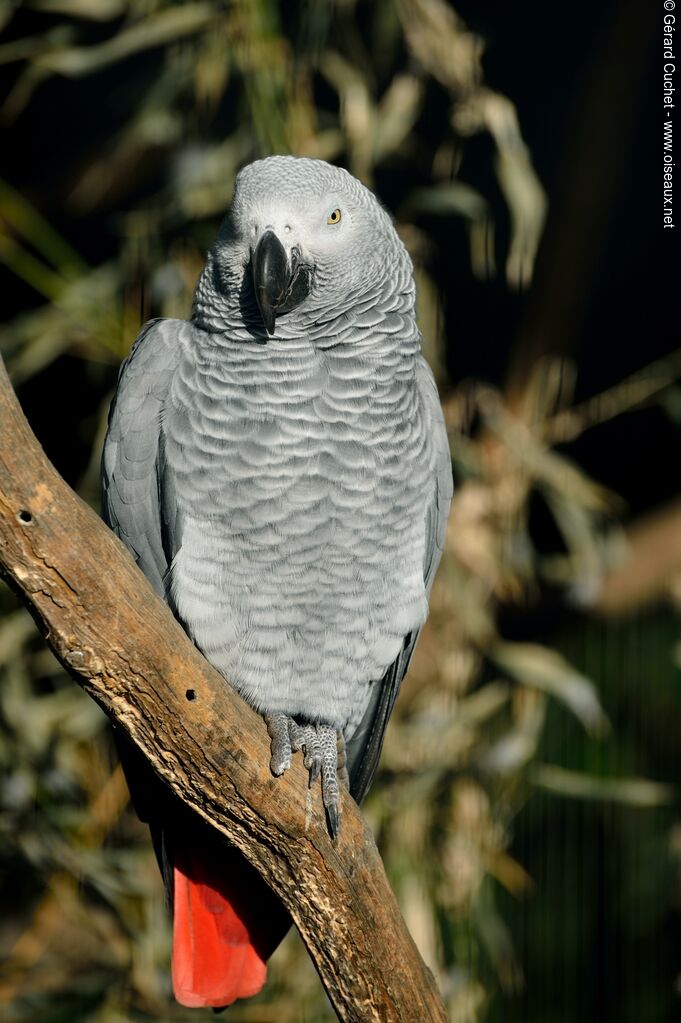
[265, 713, 348, 838]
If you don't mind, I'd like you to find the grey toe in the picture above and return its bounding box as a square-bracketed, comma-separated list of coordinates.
[264, 713, 344, 836]
[266, 713, 293, 776]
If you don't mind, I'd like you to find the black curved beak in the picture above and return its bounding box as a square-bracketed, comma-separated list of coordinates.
[252, 229, 291, 335]
[251, 229, 311, 335]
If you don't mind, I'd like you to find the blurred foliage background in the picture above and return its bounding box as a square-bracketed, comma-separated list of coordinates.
[0, 1, 678, 1021]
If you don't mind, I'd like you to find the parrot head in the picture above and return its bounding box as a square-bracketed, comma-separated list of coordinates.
[197, 156, 411, 338]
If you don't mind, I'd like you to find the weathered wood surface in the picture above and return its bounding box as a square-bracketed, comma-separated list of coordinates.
[0, 356, 447, 1023]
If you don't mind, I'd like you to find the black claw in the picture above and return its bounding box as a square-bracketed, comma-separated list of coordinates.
[308, 758, 322, 787]
[326, 803, 340, 839]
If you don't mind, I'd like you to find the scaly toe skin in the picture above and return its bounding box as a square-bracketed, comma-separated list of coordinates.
[317, 725, 342, 838]
[337, 732, 350, 789]
[264, 714, 344, 837]
[265, 713, 292, 776]
[288, 720, 312, 753]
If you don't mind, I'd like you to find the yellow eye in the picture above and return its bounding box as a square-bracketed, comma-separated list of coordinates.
[327, 208, 342, 225]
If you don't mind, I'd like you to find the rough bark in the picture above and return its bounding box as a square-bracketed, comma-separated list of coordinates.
[0, 356, 447, 1023]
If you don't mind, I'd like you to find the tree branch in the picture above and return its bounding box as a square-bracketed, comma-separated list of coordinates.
[0, 356, 447, 1023]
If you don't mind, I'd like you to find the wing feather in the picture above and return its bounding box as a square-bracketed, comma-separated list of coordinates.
[101, 318, 185, 598]
[346, 357, 453, 803]
[102, 318, 187, 865]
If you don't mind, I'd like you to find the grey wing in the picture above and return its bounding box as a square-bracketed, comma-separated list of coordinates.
[101, 318, 185, 599]
[346, 357, 453, 804]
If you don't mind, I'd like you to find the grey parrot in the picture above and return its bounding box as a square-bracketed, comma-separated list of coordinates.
[102, 155, 452, 1008]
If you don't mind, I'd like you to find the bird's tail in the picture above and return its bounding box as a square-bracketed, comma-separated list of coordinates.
[170, 839, 289, 1008]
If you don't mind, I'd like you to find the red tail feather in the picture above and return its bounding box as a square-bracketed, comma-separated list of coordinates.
[171, 850, 268, 1008]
